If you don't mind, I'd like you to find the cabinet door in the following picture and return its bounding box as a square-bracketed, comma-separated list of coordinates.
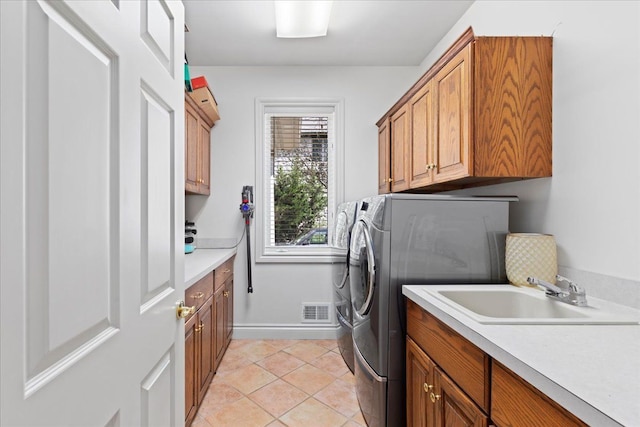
[433, 44, 471, 183]
[184, 314, 199, 426]
[491, 361, 586, 427]
[214, 287, 226, 369]
[406, 338, 436, 427]
[224, 278, 233, 346]
[378, 118, 391, 194]
[197, 296, 215, 405]
[409, 81, 436, 188]
[434, 367, 488, 427]
[185, 101, 199, 193]
[390, 104, 410, 192]
[198, 120, 211, 195]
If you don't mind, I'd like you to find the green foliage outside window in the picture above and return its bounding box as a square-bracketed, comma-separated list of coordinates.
[274, 157, 327, 244]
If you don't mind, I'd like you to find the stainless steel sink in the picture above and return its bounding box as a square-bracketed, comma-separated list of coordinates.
[418, 285, 640, 325]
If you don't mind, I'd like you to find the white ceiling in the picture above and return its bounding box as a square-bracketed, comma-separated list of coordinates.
[183, 0, 474, 66]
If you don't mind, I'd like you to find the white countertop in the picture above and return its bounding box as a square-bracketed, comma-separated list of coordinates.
[403, 284, 640, 427]
[184, 248, 237, 287]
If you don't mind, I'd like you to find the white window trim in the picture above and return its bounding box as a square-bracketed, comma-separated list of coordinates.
[254, 98, 344, 263]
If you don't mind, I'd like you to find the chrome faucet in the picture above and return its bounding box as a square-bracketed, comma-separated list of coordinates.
[526, 275, 588, 307]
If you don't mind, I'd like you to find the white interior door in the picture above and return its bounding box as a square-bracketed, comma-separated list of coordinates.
[0, 1, 185, 425]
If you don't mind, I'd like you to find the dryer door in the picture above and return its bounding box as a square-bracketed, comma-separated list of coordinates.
[351, 219, 376, 317]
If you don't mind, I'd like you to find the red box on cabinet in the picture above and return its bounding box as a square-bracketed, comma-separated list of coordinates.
[190, 76, 208, 90]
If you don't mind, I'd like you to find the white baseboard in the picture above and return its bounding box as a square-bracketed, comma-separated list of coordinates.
[233, 324, 340, 340]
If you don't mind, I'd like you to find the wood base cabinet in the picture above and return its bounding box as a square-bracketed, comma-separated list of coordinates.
[379, 27, 552, 193]
[224, 277, 233, 348]
[184, 311, 198, 427]
[214, 256, 235, 368]
[407, 337, 488, 427]
[491, 361, 586, 427]
[407, 300, 587, 427]
[185, 255, 235, 427]
[184, 294, 214, 427]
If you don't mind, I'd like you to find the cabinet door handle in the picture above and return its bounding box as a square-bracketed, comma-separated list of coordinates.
[423, 383, 433, 392]
[192, 292, 204, 299]
[387, 178, 393, 183]
[223, 291, 229, 298]
[430, 392, 441, 403]
[223, 269, 231, 274]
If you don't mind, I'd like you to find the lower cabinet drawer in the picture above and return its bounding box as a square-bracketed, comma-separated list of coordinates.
[186, 272, 214, 316]
[214, 256, 234, 291]
[491, 361, 587, 427]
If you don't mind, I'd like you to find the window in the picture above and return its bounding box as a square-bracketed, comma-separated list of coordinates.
[255, 99, 344, 262]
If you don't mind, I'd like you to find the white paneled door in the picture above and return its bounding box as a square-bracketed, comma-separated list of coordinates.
[0, 1, 185, 426]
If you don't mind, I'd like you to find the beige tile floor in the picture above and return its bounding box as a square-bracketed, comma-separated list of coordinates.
[192, 339, 365, 427]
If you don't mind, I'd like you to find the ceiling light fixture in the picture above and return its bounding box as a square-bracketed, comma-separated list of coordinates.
[275, 1, 333, 38]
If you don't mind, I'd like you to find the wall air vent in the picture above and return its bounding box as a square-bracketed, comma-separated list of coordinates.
[302, 303, 331, 323]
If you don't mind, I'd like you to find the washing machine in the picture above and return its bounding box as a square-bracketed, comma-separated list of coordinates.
[331, 200, 360, 373]
[349, 194, 514, 426]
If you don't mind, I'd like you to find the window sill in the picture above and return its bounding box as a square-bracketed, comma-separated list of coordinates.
[257, 249, 342, 264]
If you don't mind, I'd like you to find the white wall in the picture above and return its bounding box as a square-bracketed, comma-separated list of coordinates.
[188, 1, 640, 335]
[186, 66, 419, 337]
[430, 1, 640, 304]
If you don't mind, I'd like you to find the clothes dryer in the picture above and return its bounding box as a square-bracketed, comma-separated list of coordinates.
[331, 201, 360, 373]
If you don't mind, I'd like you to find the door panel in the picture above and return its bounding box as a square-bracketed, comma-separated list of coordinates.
[198, 297, 214, 404]
[390, 105, 409, 192]
[435, 367, 488, 427]
[185, 103, 199, 192]
[198, 121, 211, 194]
[433, 44, 471, 182]
[377, 119, 390, 194]
[214, 287, 226, 367]
[406, 338, 436, 427]
[1, 1, 185, 425]
[140, 350, 174, 427]
[23, 0, 118, 395]
[225, 279, 234, 345]
[141, 0, 175, 75]
[409, 82, 435, 188]
[141, 86, 173, 307]
[184, 313, 198, 426]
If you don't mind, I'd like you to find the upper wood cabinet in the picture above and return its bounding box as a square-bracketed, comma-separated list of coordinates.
[378, 27, 552, 192]
[185, 101, 200, 193]
[432, 44, 471, 184]
[409, 81, 436, 188]
[378, 118, 391, 194]
[390, 104, 410, 192]
[185, 93, 214, 195]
